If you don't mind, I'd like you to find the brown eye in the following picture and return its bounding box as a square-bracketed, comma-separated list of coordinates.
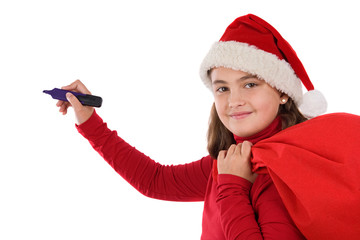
[244, 83, 257, 88]
[217, 87, 228, 93]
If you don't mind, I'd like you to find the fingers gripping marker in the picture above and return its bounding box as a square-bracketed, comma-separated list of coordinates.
[43, 88, 102, 108]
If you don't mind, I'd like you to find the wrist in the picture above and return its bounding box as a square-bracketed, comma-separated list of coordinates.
[76, 108, 95, 125]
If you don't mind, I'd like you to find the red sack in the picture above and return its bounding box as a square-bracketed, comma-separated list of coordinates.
[252, 113, 360, 239]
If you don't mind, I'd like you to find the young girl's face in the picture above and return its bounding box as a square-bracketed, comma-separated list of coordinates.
[210, 67, 287, 137]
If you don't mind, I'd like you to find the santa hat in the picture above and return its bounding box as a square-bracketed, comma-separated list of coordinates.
[200, 14, 327, 118]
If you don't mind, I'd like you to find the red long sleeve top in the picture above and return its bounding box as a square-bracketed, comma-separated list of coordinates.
[76, 111, 305, 240]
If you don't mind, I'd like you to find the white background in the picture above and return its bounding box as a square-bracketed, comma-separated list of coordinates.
[1, 0, 359, 239]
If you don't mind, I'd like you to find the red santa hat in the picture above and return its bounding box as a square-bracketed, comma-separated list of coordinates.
[200, 14, 327, 118]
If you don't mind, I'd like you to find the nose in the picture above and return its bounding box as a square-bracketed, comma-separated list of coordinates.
[228, 91, 245, 108]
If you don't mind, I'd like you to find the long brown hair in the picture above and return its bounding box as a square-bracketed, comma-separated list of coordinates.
[207, 98, 307, 159]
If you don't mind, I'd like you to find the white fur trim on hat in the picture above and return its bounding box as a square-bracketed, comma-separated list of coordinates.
[200, 41, 303, 105]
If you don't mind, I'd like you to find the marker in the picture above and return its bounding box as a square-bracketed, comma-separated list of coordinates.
[43, 88, 102, 108]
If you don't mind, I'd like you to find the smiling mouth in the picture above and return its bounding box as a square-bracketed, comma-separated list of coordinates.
[229, 112, 252, 119]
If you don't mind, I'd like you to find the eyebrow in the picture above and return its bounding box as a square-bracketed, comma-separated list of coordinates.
[212, 74, 258, 85]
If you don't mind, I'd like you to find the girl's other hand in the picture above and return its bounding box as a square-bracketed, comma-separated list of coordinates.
[217, 141, 257, 183]
[56, 80, 94, 125]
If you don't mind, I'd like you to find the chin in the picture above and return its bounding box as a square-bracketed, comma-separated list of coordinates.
[232, 129, 254, 138]
[235, 132, 253, 138]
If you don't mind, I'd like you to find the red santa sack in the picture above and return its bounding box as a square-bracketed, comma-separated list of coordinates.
[252, 112, 360, 239]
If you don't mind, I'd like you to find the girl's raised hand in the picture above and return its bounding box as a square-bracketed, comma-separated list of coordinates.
[217, 141, 257, 183]
[56, 80, 94, 125]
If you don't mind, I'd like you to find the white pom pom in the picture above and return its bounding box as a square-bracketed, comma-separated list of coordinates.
[299, 89, 327, 118]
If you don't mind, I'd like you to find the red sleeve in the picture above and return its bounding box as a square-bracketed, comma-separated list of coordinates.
[76, 111, 212, 201]
[216, 174, 305, 240]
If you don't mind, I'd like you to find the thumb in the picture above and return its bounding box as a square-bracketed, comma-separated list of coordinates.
[66, 92, 82, 111]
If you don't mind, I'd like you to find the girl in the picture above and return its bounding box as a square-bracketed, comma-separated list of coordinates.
[56, 14, 360, 239]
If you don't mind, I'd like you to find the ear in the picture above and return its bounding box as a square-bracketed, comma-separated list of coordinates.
[280, 93, 289, 105]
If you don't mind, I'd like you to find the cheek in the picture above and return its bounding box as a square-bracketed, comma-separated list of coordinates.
[214, 97, 225, 112]
[214, 99, 229, 125]
[214, 102, 224, 120]
[261, 97, 280, 116]
[252, 92, 280, 114]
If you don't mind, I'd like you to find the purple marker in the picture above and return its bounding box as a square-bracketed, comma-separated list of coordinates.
[43, 88, 102, 108]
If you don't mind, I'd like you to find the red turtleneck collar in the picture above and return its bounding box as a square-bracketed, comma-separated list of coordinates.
[213, 116, 282, 181]
[233, 116, 282, 144]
